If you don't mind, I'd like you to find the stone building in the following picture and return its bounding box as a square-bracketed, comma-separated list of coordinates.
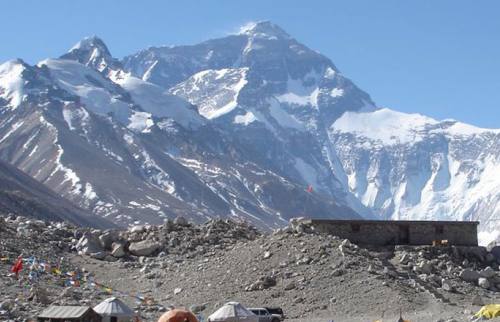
[307, 219, 479, 246]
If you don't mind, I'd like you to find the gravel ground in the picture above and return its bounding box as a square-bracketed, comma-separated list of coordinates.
[3, 216, 500, 322]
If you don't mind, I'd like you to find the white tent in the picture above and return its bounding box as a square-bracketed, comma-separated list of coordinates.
[93, 297, 135, 322]
[208, 302, 258, 322]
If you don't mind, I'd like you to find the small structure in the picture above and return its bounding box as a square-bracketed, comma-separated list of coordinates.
[307, 219, 479, 246]
[93, 297, 135, 322]
[158, 309, 199, 322]
[208, 302, 258, 322]
[37, 305, 101, 322]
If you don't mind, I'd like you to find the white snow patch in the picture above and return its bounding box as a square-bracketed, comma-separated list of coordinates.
[440, 121, 500, 137]
[62, 104, 90, 131]
[83, 182, 97, 200]
[324, 67, 336, 79]
[234, 111, 257, 125]
[332, 108, 439, 145]
[0, 60, 25, 109]
[276, 72, 321, 109]
[330, 88, 344, 98]
[38, 59, 132, 124]
[170, 68, 248, 120]
[112, 73, 202, 128]
[128, 111, 154, 133]
[28, 145, 38, 157]
[332, 107, 500, 147]
[142, 60, 159, 82]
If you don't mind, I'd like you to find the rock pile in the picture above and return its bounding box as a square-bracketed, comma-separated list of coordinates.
[74, 217, 260, 261]
[393, 244, 500, 293]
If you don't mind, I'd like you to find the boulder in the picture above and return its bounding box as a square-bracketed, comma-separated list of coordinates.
[416, 260, 433, 275]
[478, 277, 490, 289]
[284, 281, 296, 290]
[383, 267, 398, 278]
[441, 279, 454, 292]
[480, 266, 496, 279]
[129, 240, 161, 256]
[103, 255, 118, 262]
[28, 286, 50, 304]
[111, 242, 126, 258]
[490, 246, 500, 260]
[99, 231, 119, 250]
[459, 269, 480, 282]
[75, 232, 103, 255]
[90, 252, 107, 260]
[399, 253, 411, 264]
[129, 225, 145, 233]
[174, 216, 188, 226]
[246, 275, 277, 291]
[190, 304, 206, 313]
[162, 219, 174, 231]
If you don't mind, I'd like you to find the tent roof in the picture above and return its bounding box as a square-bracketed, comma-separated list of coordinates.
[93, 297, 135, 317]
[208, 302, 256, 320]
[38, 306, 91, 319]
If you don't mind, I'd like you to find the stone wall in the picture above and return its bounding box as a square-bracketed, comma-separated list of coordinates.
[307, 220, 478, 246]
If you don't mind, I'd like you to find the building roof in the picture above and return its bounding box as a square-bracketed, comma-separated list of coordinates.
[38, 306, 92, 319]
[308, 219, 479, 226]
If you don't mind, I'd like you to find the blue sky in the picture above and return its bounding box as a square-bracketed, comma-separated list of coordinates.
[2, 0, 499, 128]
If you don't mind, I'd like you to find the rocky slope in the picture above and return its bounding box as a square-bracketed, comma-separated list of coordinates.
[0, 160, 110, 227]
[2, 216, 500, 322]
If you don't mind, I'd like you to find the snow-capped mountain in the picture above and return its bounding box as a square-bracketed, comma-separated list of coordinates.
[0, 21, 498, 236]
[0, 26, 363, 228]
[330, 108, 500, 242]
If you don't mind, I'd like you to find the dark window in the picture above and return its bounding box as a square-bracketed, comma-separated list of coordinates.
[111, 317, 118, 322]
[435, 225, 444, 234]
[351, 224, 360, 232]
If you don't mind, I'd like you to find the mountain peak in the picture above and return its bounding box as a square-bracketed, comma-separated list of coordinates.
[61, 36, 119, 73]
[238, 21, 291, 39]
[68, 35, 111, 56]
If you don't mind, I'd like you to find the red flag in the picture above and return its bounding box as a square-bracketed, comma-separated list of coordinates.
[306, 185, 313, 193]
[11, 256, 23, 278]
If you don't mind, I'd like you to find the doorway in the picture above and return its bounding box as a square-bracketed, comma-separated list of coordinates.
[398, 225, 410, 244]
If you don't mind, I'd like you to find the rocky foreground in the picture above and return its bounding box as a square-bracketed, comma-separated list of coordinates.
[2, 216, 500, 322]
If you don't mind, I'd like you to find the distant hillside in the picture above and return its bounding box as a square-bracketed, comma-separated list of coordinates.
[0, 160, 112, 228]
